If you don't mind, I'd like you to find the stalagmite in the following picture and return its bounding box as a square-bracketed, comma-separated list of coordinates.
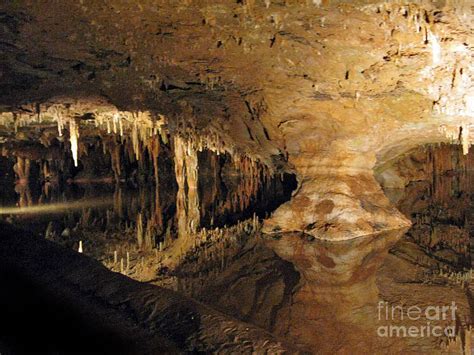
[136, 212, 143, 248]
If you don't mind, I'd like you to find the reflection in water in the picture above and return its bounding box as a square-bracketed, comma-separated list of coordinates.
[0, 197, 114, 215]
[383, 144, 473, 272]
[0, 141, 472, 353]
[168, 144, 473, 353]
[265, 230, 407, 353]
[172, 229, 472, 353]
[168, 227, 400, 352]
[0, 137, 295, 278]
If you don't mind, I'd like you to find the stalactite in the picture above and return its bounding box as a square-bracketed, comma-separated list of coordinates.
[428, 30, 441, 66]
[173, 135, 200, 238]
[185, 138, 200, 235]
[50, 105, 65, 137]
[148, 136, 163, 230]
[132, 120, 140, 161]
[69, 119, 80, 167]
[439, 125, 472, 155]
[461, 123, 470, 155]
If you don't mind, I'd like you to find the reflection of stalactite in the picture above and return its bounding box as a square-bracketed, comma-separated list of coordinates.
[174, 136, 200, 238]
[144, 221, 154, 250]
[175, 135, 189, 238]
[111, 141, 122, 181]
[13, 157, 30, 182]
[196, 150, 282, 229]
[113, 186, 123, 219]
[15, 184, 33, 208]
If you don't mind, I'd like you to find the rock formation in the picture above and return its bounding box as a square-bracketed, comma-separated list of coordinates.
[1, 0, 474, 240]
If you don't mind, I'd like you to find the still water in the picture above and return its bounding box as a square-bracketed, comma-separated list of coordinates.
[0, 144, 472, 354]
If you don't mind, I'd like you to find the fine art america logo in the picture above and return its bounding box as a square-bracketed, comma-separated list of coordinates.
[377, 301, 457, 338]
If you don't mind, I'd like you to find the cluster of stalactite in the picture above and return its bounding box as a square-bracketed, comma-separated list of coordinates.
[229, 156, 271, 213]
[439, 124, 472, 155]
[395, 144, 473, 269]
[0, 103, 296, 276]
[426, 144, 474, 203]
[0, 105, 168, 174]
[170, 128, 282, 236]
[0, 128, 284, 232]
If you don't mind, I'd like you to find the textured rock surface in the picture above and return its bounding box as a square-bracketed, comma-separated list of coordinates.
[1, 0, 473, 239]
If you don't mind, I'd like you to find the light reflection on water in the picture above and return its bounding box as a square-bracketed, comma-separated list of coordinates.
[0, 197, 114, 215]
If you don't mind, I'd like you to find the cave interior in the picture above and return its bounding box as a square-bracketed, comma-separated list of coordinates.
[0, 0, 473, 353]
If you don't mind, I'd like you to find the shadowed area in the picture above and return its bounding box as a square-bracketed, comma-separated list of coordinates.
[0, 222, 294, 354]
